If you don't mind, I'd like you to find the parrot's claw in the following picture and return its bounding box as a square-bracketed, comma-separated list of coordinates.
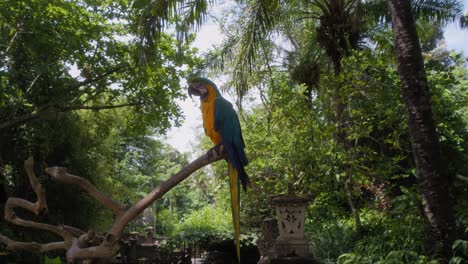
[208, 143, 224, 158]
[215, 143, 223, 155]
[207, 147, 215, 159]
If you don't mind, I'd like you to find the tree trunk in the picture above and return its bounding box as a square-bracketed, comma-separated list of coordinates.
[387, 0, 455, 259]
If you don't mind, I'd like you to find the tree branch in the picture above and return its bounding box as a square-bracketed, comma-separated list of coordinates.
[0, 146, 225, 262]
[61, 146, 224, 262]
[0, 102, 142, 130]
[0, 109, 53, 130]
[58, 102, 143, 112]
[0, 63, 131, 131]
[44, 167, 127, 217]
[71, 63, 129, 90]
[0, 235, 67, 253]
[110, 145, 225, 236]
[3, 158, 73, 241]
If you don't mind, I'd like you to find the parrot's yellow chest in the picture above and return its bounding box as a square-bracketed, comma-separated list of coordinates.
[200, 86, 222, 144]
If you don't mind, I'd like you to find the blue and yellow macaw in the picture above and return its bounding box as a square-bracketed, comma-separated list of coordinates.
[188, 77, 250, 262]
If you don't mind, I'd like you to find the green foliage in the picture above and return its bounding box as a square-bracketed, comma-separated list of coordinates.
[174, 205, 232, 242]
[0, 0, 197, 132]
[307, 187, 425, 262]
[451, 239, 468, 263]
[337, 250, 439, 264]
[426, 52, 468, 175]
[0, 0, 200, 261]
[307, 218, 356, 261]
[217, 43, 466, 263]
[156, 209, 179, 235]
[0, 0, 466, 263]
[44, 256, 62, 264]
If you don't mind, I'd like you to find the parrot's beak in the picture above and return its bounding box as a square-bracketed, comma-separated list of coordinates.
[188, 85, 198, 98]
[188, 83, 207, 99]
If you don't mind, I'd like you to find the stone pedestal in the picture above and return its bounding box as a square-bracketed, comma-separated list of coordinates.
[143, 226, 155, 245]
[257, 218, 279, 263]
[273, 238, 309, 258]
[257, 191, 314, 264]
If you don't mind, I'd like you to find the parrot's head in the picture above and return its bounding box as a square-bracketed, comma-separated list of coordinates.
[187, 77, 219, 100]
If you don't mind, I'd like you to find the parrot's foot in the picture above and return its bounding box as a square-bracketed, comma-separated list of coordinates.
[208, 143, 224, 158]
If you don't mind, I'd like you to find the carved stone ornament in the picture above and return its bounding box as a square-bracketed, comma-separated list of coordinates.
[271, 194, 308, 240]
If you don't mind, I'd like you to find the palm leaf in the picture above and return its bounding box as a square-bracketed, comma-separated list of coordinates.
[365, 0, 464, 26]
[134, 0, 214, 63]
[233, 0, 287, 99]
[413, 0, 463, 24]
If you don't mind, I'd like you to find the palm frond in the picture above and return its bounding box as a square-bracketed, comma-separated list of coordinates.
[137, 0, 179, 41]
[310, 0, 332, 15]
[314, 0, 365, 72]
[365, 23, 395, 57]
[364, 0, 464, 26]
[412, 0, 464, 24]
[233, 0, 287, 99]
[134, 0, 214, 63]
[176, 0, 212, 42]
[363, 0, 391, 24]
[201, 34, 239, 73]
[461, 12, 468, 28]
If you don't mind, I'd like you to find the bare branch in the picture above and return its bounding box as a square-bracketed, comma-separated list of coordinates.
[111, 145, 225, 235]
[45, 167, 127, 217]
[0, 146, 225, 262]
[61, 146, 225, 262]
[4, 158, 72, 240]
[0, 234, 67, 253]
[24, 157, 47, 215]
[62, 225, 87, 237]
[68, 63, 129, 104]
[78, 231, 96, 248]
[0, 109, 53, 130]
[5, 31, 18, 53]
[25, 73, 42, 95]
[58, 102, 143, 112]
[71, 63, 129, 90]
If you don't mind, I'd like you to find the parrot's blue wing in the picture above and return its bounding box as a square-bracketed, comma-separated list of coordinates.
[214, 96, 250, 262]
[214, 97, 250, 190]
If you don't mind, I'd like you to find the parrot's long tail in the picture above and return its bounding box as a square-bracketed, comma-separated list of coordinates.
[228, 162, 241, 263]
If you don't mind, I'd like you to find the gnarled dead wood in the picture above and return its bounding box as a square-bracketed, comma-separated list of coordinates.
[1, 158, 73, 252]
[0, 146, 225, 262]
[44, 167, 127, 217]
[0, 234, 67, 253]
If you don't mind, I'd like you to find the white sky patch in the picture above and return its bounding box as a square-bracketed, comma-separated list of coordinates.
[444, 24, 467, 54]
[68, 63, 81, 79]
[443, 0, 468, 54]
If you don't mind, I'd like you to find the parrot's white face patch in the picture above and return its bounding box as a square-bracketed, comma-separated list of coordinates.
[188, 82, 208, 98]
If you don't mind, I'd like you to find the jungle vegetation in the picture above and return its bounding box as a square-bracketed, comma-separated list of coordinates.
[0, 0, 467, 263]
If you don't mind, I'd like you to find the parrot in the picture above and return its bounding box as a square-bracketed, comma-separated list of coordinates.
[188, 77, 250, 262]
